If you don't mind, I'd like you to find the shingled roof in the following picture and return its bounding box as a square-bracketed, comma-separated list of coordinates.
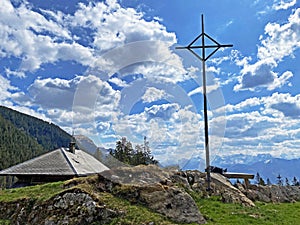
[0, 148, 109, 177]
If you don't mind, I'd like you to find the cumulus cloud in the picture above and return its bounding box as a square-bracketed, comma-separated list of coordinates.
[272, 0, 297, 10]
[25, 77, 79, 110]
[225, 92, 300, 120]
[0, 0, 79, 72]
[5, 68, 25, 78]
[145, 103, 180, 120]
[271, 102, 300, 118]
[0, 74, 17, 102]
[258, 8, 300, 61]
[108, 77, 129, 88]
[263, 92, 300, 119]
[72, 74, 121, 124]
[10, 74, 121, 130]
[233, 59, 293, 91]
[0, 0, 179, 78]
[218, 92, 300, 157]
[142, 87, 167, 103]
[70, 1, 176, 50]
[234, 8, 299, 91]
[91, 41, 186, 84]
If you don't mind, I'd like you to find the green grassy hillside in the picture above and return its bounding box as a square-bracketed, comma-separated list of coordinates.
[0, 178, 299, 225]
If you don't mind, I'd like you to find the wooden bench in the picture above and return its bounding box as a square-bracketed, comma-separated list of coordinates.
[223, 172, 254, 188]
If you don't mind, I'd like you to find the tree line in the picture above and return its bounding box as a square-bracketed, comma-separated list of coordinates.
[255, 172, 300, 186]
[109, 136, 158, 166]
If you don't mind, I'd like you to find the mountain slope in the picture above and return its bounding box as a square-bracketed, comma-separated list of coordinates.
[0, 114, 45, 170]
[0, 106, 73, 188]
[0, 106, 72, 151]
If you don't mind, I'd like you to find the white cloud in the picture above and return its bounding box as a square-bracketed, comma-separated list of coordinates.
[5, 68, 25, 78]
[272, 0, 297, 10]
[234, 8, 299, 91]
[268, 70, 293, 90]
[234, 59, 292, 91]
[215, 92, 300, 157]
[108, 77, 129, 88]
[91, 41, 186, 85]
[0, 0, 78, 72]
[263, 92, 300, 119]
[0, 74, 17, 102]
[111, 103, 204, 165]
[70, 1, 176, 50]
[142, 87, 167, 103]
[10, 74, 121, 131]
[258, 8, 300, 61]
[224, 97, 262, 113]
[0, 0, 177, 76]
[225, 92, 300, 120]
[25, 77, 79, 110]
[145, 103, 180, 120]
[221, 110, 292, 156]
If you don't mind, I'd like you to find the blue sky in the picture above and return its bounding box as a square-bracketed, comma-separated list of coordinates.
[1, 0, 300, 166]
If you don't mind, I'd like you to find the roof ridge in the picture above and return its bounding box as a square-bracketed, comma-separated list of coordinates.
[60, 148, 78, 175]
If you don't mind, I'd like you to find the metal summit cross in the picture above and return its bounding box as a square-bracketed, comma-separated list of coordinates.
[176, 14, 233, 191]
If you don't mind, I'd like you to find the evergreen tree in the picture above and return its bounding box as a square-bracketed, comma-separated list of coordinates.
[277, 174, 283, 186]
[266, 178, 272, 185]
[285, 178, 290, 186]
[259, 177, 266, 186]
[110, 136, 158, 166]
[292, 177, 299, 186]
[255, 172, 261, 185]
[142, 136, 158, 165]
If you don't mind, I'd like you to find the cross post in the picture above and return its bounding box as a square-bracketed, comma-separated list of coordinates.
[176, 14, 233, 191]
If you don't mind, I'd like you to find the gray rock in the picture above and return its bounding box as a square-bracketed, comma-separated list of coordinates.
[99, 165, 207, 224]
[240, 184, 300, 203]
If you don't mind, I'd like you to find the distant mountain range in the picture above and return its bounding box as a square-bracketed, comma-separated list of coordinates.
[181, 153, 300, 184]
[74, 134, 300, 184]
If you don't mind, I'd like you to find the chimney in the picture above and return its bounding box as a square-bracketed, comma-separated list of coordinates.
[69, 142, 76, 154]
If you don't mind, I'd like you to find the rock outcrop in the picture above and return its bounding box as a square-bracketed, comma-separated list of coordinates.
[97, 165, 206, 224]
[179, 170, 255, 207]
[0, 188, 121, 225]
[236, 183, 300, 203]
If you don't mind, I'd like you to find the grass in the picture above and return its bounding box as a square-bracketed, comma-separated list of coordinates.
[0, 179, 300, 224]
[0, 220, 10, 225]
[0, 181, 64, 202]
[97, 192, 179, 225]
[194, 195, 300, 225]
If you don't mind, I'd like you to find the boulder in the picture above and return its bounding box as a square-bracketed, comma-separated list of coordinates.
[240, 184, 300, 203]
[99, 165, 206, 224]
[183, 170, 255, 207]
[0, 189, 121, 225]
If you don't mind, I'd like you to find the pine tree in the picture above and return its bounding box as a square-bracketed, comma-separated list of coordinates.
[255, 172, 261, 185]
[277, 174, 283, 186]
[259, 177, 266, 186]
[292, 177, 299, 186]
[110, 137, 158, 166]
[266, 178, 272, 185]
[285, 178, 290, 186]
